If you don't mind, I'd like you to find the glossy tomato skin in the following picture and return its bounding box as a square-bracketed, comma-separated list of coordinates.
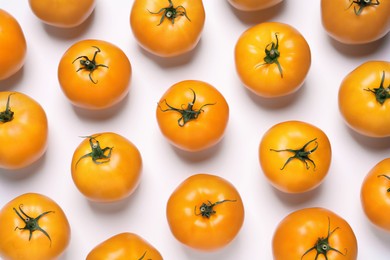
[156, 80, 229, 152]
[28, 0, 96, 28]
[58, 39, 131, 110]
[0, 193, 71, 260]
[130, 0, 205, 57]
[0, 9, 26, 81]
[166, 173, 245, 251]
[321, 0, 390, 44]
[86, 232, 163, 260]
[338, 61, 390, 137]
[273, 207, 358, 260]
[71, 132, 142, 203]
[361, 158, 390, 232]
[228, 0, 283, 11]
[0, 91, 48, 170]
[235, 22, 311, 98]
[259, 120, 332, 193]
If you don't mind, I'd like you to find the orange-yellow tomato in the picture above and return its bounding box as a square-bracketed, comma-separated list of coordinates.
[259, 120, 332, 193]
[71, 132, 142, 203]
[0, 91, 48, 170]
[156, 80, 229, 152]
[273, 207, 358, 260]
[0, 193, 71, 260]
[228, 0, 283, 11]
[235, 22, 311, 98]
[338, 60, 390, 137]
[166, 173, 245, 251]
[321, 0, 390, 44]
[130, 0, 205, 57]
[361, 158, 390, 232]
[0, 9, 26, 80]
[86, 232, 163, 260]
[58, 39, 131, 110]
[28, 0, 96, 28]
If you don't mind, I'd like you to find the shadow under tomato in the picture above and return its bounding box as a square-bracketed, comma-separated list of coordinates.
[344, 124, 390, 151]
[0, 152, 47, 181]
[271, 182, 324, 206]
[0, 67, 25, 91]
[367, 221, 390, 245]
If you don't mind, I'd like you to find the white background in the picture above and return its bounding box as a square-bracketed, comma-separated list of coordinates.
[1, 0, 390, 259]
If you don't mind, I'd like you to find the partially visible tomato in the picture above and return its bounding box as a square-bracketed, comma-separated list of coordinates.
[0, 193, 71, 260]
[58, 39, 131, 110]
[166, 173, 245, 251]
[86, 232, 163, 260]
[28, 0, 96, 28]
[273, 207, 358, 260]
[227, 0, 283, 11]
[235, 22, 311, 98]
[71, 132, 142, 203]
[321, 0, 390, 44]
[0, 9, 26, 81]
[338, 60, 390, 137]
[130, 0, 205, 57]
[0, 91, 48, 170]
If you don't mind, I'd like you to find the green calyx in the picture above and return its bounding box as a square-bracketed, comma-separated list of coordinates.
[365, 71, 390, 105]
[194, 199, 236, 219]
[148, 0, 191, 25]
[0, 93, 15, 123]
[256, 33, 283, 78]
[76, 135, 113, 167]
[347, 0, 380, 15]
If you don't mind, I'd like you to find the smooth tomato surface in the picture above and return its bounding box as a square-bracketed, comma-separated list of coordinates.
[0, 91, 48, 170]
[228, 0, 283, 11]
[273, 207, 358, 260]
[259, 120, 332, 193]
[235, 22, 311, 98]
[58, 39, 131, 110]
[71, 132, 142, 203]
[321, 0, 390, 44]
[130, 0, 205, 57]
[156, 80, 229, 152]
[28, 0, 96, 28]
[86, 232, 163, 260]
[361, 158, 390, 232]
[0, 193, 71, 260]
[0, 9, 26, 80]
[166, 173, 245, 251]
[338, 60, 390, 137]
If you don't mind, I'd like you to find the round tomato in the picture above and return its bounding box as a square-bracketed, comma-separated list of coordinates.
[0, 91, 48, 170]
[166, 173, 245, 251]
[0, 9, 26, 81]
[234, 22, 311, 98]
[130, 0, 205, 57]
[227, 0, 283, 11]
[156, 80, 229, 152]
[86, 232, 163, 260]
[361, 158, 390, 232]
[0, 193, 71, 260]
[338, 60, 390, 137]
[58, 39, 131, 110]
[259, 120, 332, 193]
[71, 132, 142, 202]
[272, 207, 358, 260]
[321, 0, 390, 44]
[28, 0, 96, 28]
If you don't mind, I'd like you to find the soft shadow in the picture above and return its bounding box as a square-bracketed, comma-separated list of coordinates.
[0, 152, 47, 181]
[369, 223, 390, 245]
[228, 1, 286, 24]
[346, 126, 390, 151]
[0, 67, 25, 90]
[272, 184, 324, 206]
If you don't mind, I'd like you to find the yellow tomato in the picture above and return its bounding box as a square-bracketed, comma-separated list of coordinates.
[228, 0, 283, 11]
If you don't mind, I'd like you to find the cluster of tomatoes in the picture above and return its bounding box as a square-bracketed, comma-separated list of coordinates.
[0, 0, 390, 259]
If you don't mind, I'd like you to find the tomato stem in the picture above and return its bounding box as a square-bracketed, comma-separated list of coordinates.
[148, 0, 191, 25]
[0, 93, 15, 123]
[270, 138, 318, 170]
[75, 135, 113, 167]
[256, 33, 283, 78]
[364, 71, 390, 105]
[378, 174, 390, 192]
[347, 0, 380, 15]
[194, 199, 236, 219]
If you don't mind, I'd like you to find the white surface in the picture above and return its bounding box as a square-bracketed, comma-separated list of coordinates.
[1, 0, 390, 259]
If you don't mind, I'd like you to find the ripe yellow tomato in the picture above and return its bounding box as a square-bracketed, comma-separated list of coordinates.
[130, 0, 205, 57]
[156, 80, 229, 152]
[227, 0, 283, 11]
[273, 207, 358, 260]
[0, 193, 71, 260]
[58, 39, 131, 110]
[28, 0, 96, 28]
[259, 120, 332, 193]
[86, 232, 163, 260]
[361, 158, 390, 232]
[321, 0, 390, 44]
[71, 132, 142, 202]
[0, 9, 26, 81]
[166, 173, 245, 251]
[338, 60, 390, 137]
[235, 22, 311, 98]
[0, 91, 48, 170]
